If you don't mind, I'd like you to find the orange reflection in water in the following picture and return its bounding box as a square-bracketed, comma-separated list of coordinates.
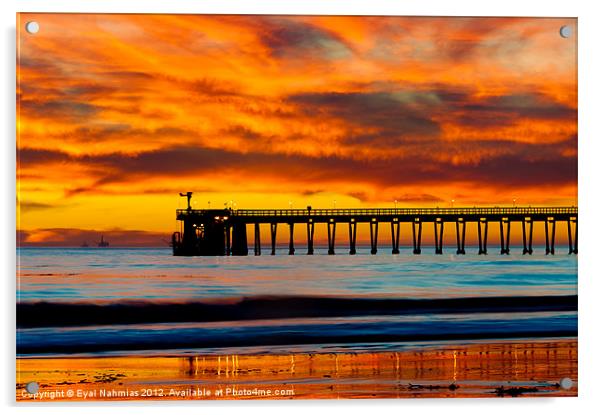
[17, 339, 577, 400]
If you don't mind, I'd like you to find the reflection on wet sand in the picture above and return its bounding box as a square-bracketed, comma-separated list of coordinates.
[17, 339, 577, 400]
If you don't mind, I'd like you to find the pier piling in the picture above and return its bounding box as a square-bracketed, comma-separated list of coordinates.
[225, 225, 231, 256]
[254, 223, 261, 256]
[455, 218, 466, 255]
[349, 220, 357, 255]
[288, 223, 295, 255]
[307, 220, 315, 255]
[370, 219, 379, 255]
[522, 218, 533, 255]
[434, 218, 444, 254]
[567, 217, 577, 254]
[478, 218, 488, 255]
[391, 219, 400, 254]
[327, 220, 336, 255]
[499, 217, 510, 255]
[412, 219, 422, 254]
[270, 223, 277, 255]
[545, 217, 556, 255]
[231, 222, 248, 256]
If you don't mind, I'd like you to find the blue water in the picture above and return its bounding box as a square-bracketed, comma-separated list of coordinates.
[16, 247, 577, 356]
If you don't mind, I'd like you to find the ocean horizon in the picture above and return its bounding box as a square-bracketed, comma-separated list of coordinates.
[17, 247, 577, 357]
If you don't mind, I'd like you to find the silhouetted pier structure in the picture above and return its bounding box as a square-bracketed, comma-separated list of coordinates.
[172, 200, 577, 257]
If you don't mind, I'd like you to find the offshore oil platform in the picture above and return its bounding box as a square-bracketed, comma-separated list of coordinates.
[172, 192, 577, 257]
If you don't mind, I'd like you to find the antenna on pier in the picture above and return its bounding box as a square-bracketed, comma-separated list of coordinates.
[179, 192, 193, 210]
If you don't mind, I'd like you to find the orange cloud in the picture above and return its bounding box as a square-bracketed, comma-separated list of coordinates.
[16, 14, 577, 245]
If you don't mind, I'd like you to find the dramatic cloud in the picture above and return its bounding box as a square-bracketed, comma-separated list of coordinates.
[258, 18, 352, 60]
[16, 14, 577, 244]
[18, 136, 577, 194]
[289, 91, 442, 143]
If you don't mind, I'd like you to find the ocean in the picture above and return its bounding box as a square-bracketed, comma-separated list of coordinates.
[16, 247, 578, 357]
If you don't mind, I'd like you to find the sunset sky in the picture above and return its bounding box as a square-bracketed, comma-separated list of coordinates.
[17, 14, 577, 246]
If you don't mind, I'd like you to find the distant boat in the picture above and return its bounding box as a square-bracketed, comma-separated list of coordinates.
[97, 235, 109, 247]
[81, 241, 89, 248]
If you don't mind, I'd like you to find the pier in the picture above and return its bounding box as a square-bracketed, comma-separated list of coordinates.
[172, 197, 577, 257]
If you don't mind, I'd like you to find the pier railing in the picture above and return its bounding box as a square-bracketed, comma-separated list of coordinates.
[178, 206, 577, 217]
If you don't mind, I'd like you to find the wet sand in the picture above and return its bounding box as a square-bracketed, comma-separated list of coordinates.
[16, 339, 577, 401]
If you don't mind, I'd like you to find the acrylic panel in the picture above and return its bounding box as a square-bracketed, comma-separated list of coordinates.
[16, 14, 578, 401]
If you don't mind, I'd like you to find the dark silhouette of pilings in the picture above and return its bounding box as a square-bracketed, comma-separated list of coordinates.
[307, 220, 315, 255]
[327, 220, 336, 255]
[568, 217, 577, 254]
[522, 218, 533, 255]
[172, 231, 181, 252]
[270, 223, 277, 255]
[288, 223, 295, 255]
[225, 225, 231, 256]
[478, 218, 488, 255]
[254, 223, 261, 256]
[231, 222, 248, 256]
[348, 220, 357, 255]
[391, 219, 400, 254]
[181, 220, 197, 255]
[412, 219, 422, 254]
[545, 217, 556, 255]
[434, 218, 444, 254]
[455, 218, 466, 255]
[370, 219, 379, 254]
[499, 217, 510, 255]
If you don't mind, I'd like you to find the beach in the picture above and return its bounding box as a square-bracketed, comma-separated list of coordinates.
[17, 339, 577, 401]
